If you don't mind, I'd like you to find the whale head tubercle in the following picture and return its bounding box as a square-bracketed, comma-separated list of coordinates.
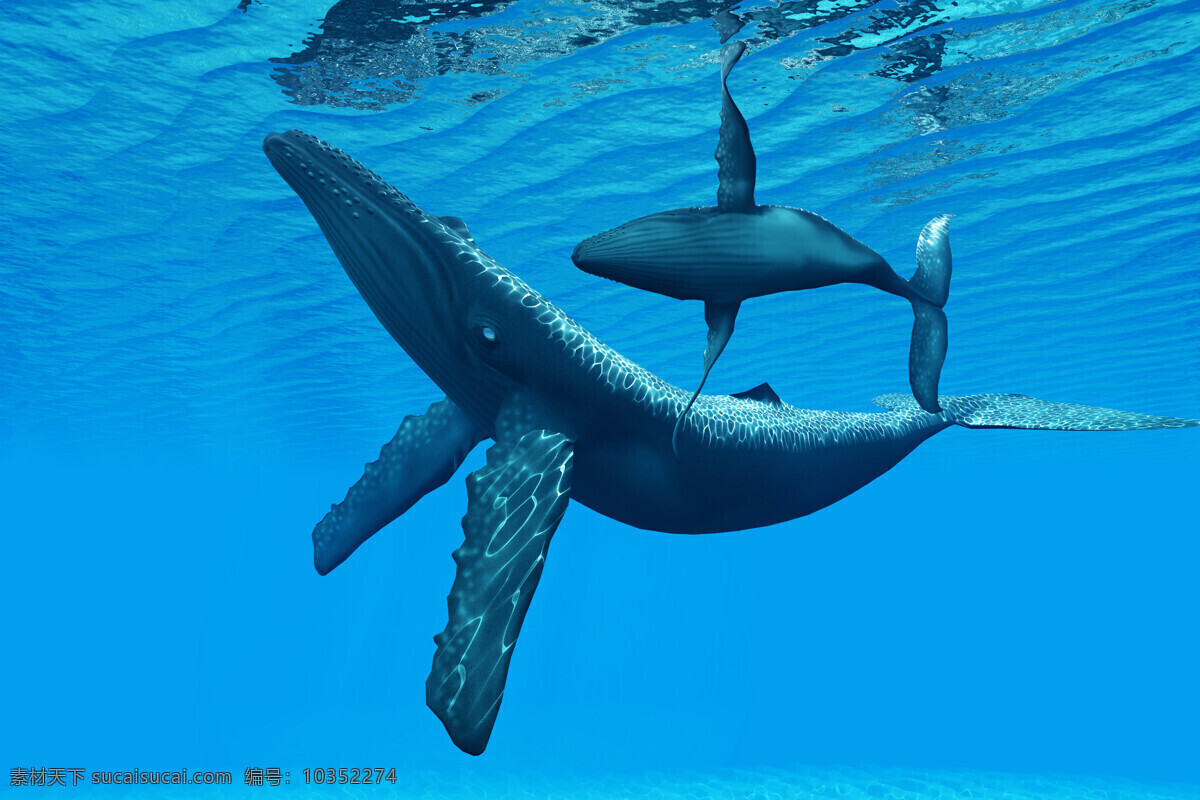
[263, 129, 509, 426]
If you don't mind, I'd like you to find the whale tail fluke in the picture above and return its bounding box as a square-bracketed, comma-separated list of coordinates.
[906, 214, 954, 414]
[872, 392, 1200, 431]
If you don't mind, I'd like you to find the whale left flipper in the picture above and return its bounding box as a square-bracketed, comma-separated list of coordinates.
[427, 423, 574, 756]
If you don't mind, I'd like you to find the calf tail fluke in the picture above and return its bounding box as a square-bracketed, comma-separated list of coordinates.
[910, 214, 953, 307]
[907, 214, 954, 414]
[873, 392, 1200, 431]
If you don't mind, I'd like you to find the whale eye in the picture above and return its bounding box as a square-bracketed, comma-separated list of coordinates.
[470, 314, 504, 353]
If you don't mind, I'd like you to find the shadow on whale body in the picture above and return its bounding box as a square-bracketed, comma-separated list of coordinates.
[264, 128, 1198, 757]
[571, 41, 953, 458]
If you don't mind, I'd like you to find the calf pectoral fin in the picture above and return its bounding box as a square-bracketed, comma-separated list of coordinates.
[311, 397, 486, 575]
[673, 300, 741, 459]
[715, 40, 756, 213]
[427, 430, 574, 755]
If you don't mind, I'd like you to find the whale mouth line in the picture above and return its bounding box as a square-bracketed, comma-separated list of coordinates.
[263, 130, 460, 370]
[262, 130, 420, 223]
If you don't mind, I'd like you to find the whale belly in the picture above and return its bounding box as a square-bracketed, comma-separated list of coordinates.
[569, 411, 939, 534]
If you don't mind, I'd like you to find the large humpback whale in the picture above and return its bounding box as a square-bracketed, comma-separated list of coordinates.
[572, 41, 952, 456]
[263, 129, 1197, 756]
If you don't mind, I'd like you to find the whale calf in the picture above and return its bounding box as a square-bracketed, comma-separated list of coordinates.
[572, 42, 953, 456]
[263, 129, 1197, 756]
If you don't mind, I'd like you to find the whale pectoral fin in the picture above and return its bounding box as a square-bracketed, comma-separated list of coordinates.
[715, 41, 756, 213]
[427, 429, 574, 756]
[673, 300, 741, 459]
[311, 397, 487, 576]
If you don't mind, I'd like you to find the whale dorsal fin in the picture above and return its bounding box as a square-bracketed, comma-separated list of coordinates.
[714, 41, 756, 213]
[438, 215, 475, 243]
[731, 382, 782, 406]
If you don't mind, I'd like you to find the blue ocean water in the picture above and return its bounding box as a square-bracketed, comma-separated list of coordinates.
[2, 0, 1197, 797]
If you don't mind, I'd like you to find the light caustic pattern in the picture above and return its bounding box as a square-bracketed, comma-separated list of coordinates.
[874, 392, 1200, 430]
[428, 430, 573, 755]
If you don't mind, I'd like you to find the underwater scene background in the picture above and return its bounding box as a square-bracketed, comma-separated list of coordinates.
[2, 0, 1197, 797]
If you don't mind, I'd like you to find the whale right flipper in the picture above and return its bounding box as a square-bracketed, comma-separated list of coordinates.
[873, 392, 1200, 430]
[673, 299, 741, 459]
[427, 429, 574, 756]
[311, 397, 487, 576]
[715, 40, 755, 213]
